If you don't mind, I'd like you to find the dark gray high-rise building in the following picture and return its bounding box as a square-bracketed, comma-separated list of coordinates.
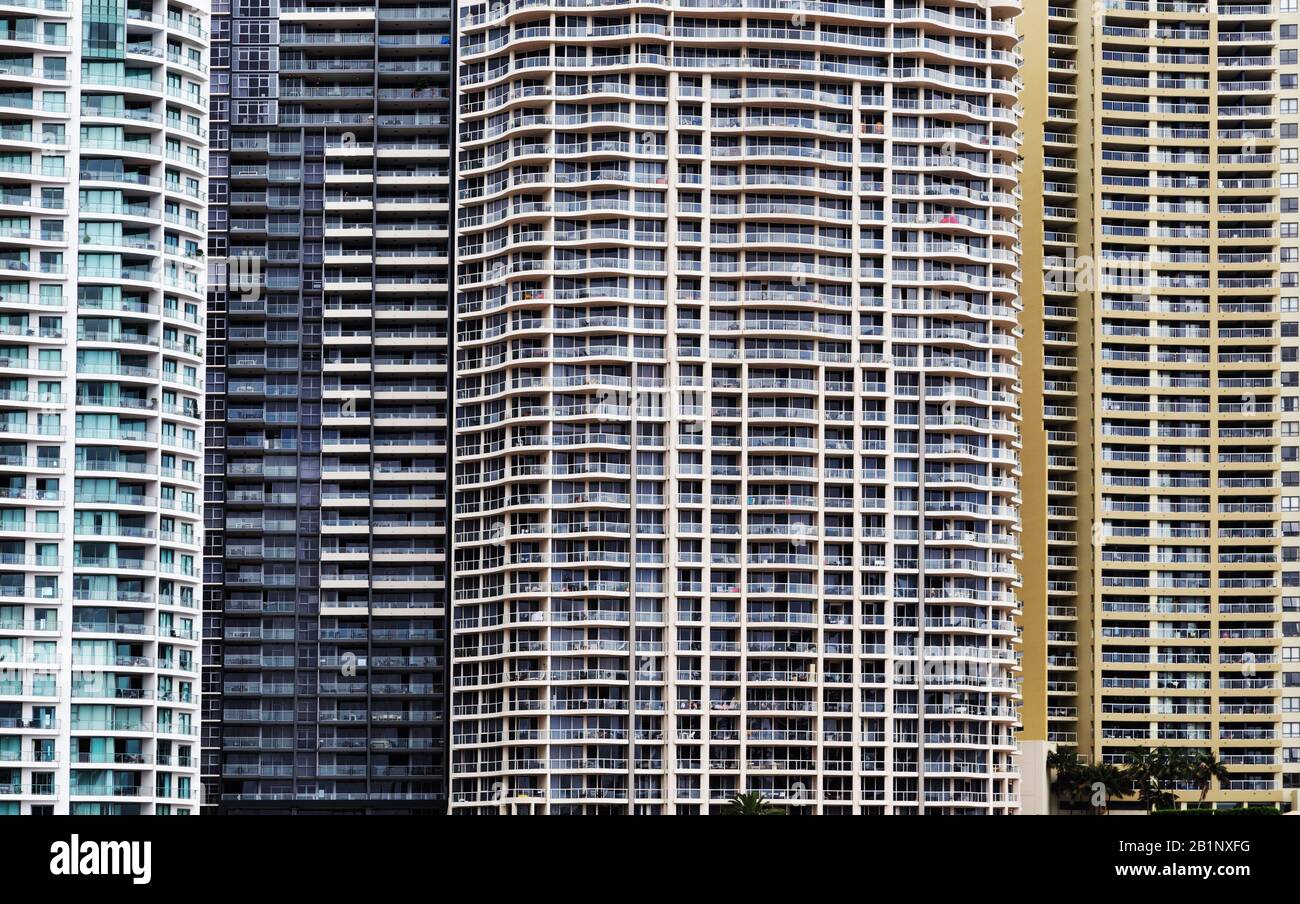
[201, 0, 452, 813]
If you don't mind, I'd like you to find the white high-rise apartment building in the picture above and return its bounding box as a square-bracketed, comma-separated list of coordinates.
[0, 0, 207, 813]
[450, 0, 1023, 813]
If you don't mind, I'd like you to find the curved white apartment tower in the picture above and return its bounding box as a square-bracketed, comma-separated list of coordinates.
[451, 0, 1024, 813]
[0, 0, 207, 813]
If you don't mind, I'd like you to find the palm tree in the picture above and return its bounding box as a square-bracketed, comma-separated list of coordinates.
[1124, 747, 1166, 812]
[1046, 745, 1081, 778]
[1162, 748, 1193, 808]
[1186, 750, 1231, 805]
[1046, 746, 1086, 810]
[1083, 762, 1128, 815]
[1125, 746, 1189, 812]
[722, 791, 784, 815]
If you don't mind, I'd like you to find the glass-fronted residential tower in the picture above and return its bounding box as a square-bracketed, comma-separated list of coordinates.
[200, 0, 452, 812]
[450, 0, 1025, 814]
[0, 0, 208, 813]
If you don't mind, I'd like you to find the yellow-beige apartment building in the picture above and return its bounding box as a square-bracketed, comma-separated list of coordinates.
[1020, 0, 1298, 813]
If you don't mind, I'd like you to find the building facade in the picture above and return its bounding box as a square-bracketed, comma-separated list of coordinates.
[1021, 0, 1293, 811]
[1278, 0, 1298, 807]
[200, 0, 452, 811]
[450, 0, 1025, 813]
[0, 0, 208, 813]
